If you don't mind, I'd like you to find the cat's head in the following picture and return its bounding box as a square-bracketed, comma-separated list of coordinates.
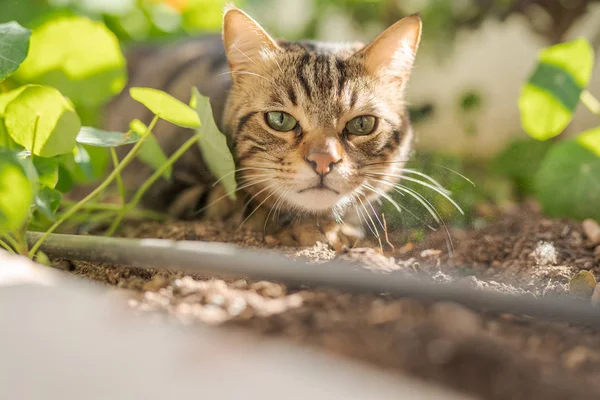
[221, 6, 421, 217]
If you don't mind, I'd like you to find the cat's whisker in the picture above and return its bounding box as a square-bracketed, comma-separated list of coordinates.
[239, 184, 281, 231]
[433, 164, 476, 186]
[355, 192, 383, 249]
[365, 172, 464, 215]
[362, 181, 437, 231]
[194, 177, 273, 216]
[264, 187, 289, 233]
[362, 159, 411, 167]
[355, 191, 381, 239]
[365, 170, 448, 193]
[212, 166, 279, 186]
[369, 176, 454, 253]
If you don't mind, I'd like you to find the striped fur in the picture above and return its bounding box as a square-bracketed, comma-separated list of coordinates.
[104, 7, 421, 239]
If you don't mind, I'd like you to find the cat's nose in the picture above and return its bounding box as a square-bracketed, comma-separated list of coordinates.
[306, 152, 341, 175]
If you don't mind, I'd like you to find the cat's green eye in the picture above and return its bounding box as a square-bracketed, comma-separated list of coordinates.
[266, 111, 297, 132]
[345, 116, 377, 136]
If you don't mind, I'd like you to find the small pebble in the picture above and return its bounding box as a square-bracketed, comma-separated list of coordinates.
[583, 219, 600, 246]
[429, 301, 482, 336]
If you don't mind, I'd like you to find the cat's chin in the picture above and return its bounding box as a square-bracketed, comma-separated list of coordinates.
[285, 188, 351, 213]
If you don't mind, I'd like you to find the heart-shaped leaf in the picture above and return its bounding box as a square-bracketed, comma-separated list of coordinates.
[13, 16, 126, 107]
[191, 87, 237, 199]
[535, 134, 600, 220]
[76, 126, 140, 147]
[0, 150, 34, 233]
[4, 85, 81, 157]
[0, 21, 31, 81]
[130, 87, 201, 128]
[519, 39, 594, 140]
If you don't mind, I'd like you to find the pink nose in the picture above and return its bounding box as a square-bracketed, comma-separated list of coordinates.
[306, 152, 341, 175]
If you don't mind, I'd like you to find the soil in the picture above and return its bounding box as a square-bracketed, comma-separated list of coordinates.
[52, 204, 600, 400]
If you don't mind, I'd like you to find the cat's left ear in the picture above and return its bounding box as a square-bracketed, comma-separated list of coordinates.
[356, 14, 422, 80]
[222, 6, 280, 73]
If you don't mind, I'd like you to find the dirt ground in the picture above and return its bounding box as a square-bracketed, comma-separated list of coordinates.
[53, 204, 600, 400]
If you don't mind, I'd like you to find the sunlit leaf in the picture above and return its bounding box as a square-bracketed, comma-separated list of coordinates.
[0, 86, 27, 149]
[182, 0, 230, 32]
[13, 16, 127, 107]
[0, 150, 34, 233]
[576, 126, 600, 157]
[76, 126, 140, 147]
[4, 85, 81, 157]
[131, 119, 171, 179]
[519, 39, 594, 140]
[191, 87, 236, 199]
[535, 139, 600, 220]
[0, 21, 31, 82]
[130, 87, 200, 128]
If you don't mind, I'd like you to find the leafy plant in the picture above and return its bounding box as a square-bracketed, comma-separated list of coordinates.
[517, 38, 600, 220]
[0, 17, 237, 259]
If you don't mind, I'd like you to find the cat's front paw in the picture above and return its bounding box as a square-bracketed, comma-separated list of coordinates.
[273, 219, 361, 252]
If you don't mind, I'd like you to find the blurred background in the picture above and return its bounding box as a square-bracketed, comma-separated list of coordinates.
[2, 0, 600, 230]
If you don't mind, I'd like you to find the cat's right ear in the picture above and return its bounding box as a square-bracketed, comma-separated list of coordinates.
[222, 6, 280, 73]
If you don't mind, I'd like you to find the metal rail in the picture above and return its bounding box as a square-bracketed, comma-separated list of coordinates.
[27, 232, 600, 328]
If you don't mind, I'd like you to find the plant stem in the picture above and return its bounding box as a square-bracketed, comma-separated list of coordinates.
[110, 147, 127, 206]
[0, 238, 15, 254]
[104, 134, 199, 236]
[581, 90, 600, 116]
[2, 233, 23, 255]
[28, 115, 160, 258]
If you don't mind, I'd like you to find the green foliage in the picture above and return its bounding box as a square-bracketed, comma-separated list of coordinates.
[191, 87, 237, 199]
[4, 85, 81, 157]
[511, 38, 600, 221]
[519, 39, 594, 140]
[13, 16, 127, 108]
[535, 137, 600, 221]
[130, 87, 200, 128]
[0, 21, 31, 82]
[492, 138, 552, 196]
[0, 150, 33, 233]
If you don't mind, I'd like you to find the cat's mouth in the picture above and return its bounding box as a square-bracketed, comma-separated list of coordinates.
[298, 184, 340, 195]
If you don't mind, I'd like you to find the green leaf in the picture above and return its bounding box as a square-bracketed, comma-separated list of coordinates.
[76, 126, 140, 147]
[0, 21, 31, 81]
[0, 150, 34, 233]
[519, 39, 594, 140]
[576, 126, 600, 157]
[131, 119, 171, 179]
[492, 138, 552, 195]
[59, 144, 108, 184]
[191, 87, 237, 199]
[0, 86, 27, 149]
[33, 156, 59, 189]
[130, 87, 201, 128]
[55, 165, 74, 193]
[4, 85, 81, 157]
[535, 138, 600, 220]
[13, 16, 127, 107]
[34, 185, 62, 221]
[74, 143, 94, 181]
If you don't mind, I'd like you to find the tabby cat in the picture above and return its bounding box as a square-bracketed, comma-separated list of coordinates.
[105, 6, 422, 250]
